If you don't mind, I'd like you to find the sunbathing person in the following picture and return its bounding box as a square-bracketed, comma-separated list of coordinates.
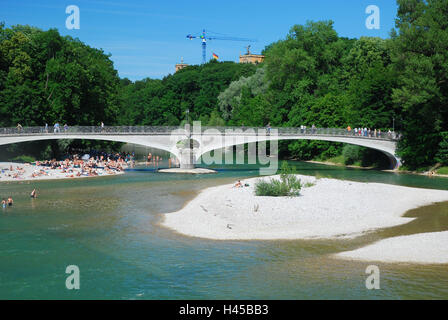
[234, 180, 243, 188]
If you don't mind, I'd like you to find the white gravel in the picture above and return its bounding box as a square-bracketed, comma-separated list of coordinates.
[161, 175, 448, 241]
[335, 231, 448, 264]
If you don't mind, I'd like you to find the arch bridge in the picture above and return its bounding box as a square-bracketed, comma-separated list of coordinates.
[0, 125, 400, 169]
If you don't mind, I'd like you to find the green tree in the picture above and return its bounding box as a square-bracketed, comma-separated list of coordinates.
[207, 109, 226, 126]
[218, 67, 269, 119]
[435, 132, 448, 165]
[391, 0, 448, 169]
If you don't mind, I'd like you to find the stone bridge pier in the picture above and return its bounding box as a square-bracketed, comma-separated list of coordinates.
[178, 147, 195, 169]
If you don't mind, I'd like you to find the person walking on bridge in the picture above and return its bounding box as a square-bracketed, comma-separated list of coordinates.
[266, 123, 271, 135]
[54, 123, 60, 133]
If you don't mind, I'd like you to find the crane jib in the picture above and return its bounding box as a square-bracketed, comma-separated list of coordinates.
[185, 29, 257, 64]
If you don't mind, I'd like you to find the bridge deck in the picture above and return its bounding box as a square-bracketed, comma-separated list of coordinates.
[1, 126, 399, 142]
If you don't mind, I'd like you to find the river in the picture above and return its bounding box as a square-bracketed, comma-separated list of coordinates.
[0, 161, 447, 299]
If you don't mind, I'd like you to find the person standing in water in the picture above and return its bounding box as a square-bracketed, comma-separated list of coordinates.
[1, 199, 6, 209]
[7, 197, 13, 207]
[31, 189, 37, 199]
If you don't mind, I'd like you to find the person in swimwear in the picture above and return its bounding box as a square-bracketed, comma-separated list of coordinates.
[30, 189, 37, 198]
[7, 197, 13, 207]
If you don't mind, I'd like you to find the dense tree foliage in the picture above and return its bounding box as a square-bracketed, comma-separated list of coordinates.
[0, 24, 120, 159]
[218, 67, 269, 120]
[390, 0, 448, 169]
[117, 61, 256, 126]
[0, 24, 119, 127]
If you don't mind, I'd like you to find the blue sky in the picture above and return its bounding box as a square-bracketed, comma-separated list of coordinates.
[1, 0, 399, 81]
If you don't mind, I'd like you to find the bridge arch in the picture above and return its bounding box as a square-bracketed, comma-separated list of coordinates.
[0, 134, 181, 160]
[194, 134, 400, 169]
[0, 126, 400, 170]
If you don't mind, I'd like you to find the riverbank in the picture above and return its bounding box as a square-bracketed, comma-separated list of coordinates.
[161, 175, 448, 262]
[306, 159, 448, 178]
[305, 160, 374, 170]
[0, 162, 125, 182]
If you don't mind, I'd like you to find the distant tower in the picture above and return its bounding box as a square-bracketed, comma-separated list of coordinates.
[175, 57, 189, 72]
[239, 45, 265, 64]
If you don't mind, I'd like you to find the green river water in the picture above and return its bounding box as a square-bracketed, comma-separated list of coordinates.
[0, 161, 447, 299]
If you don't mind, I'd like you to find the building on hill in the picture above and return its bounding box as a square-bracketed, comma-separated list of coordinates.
[239, 45, 265, 64]
[175, 57, 189, 72]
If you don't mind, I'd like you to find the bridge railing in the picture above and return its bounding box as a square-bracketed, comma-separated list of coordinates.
[0, 126, 182, 135]
[0, 126, 400, 141]
[200, 126, 399, 141]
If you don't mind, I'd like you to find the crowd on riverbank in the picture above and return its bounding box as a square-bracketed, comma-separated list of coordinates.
[0, 153, 129, 182]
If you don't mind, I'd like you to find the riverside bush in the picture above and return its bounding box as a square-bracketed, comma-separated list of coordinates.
[255, 161, 302, 197]
[342, 145, 361, 165]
